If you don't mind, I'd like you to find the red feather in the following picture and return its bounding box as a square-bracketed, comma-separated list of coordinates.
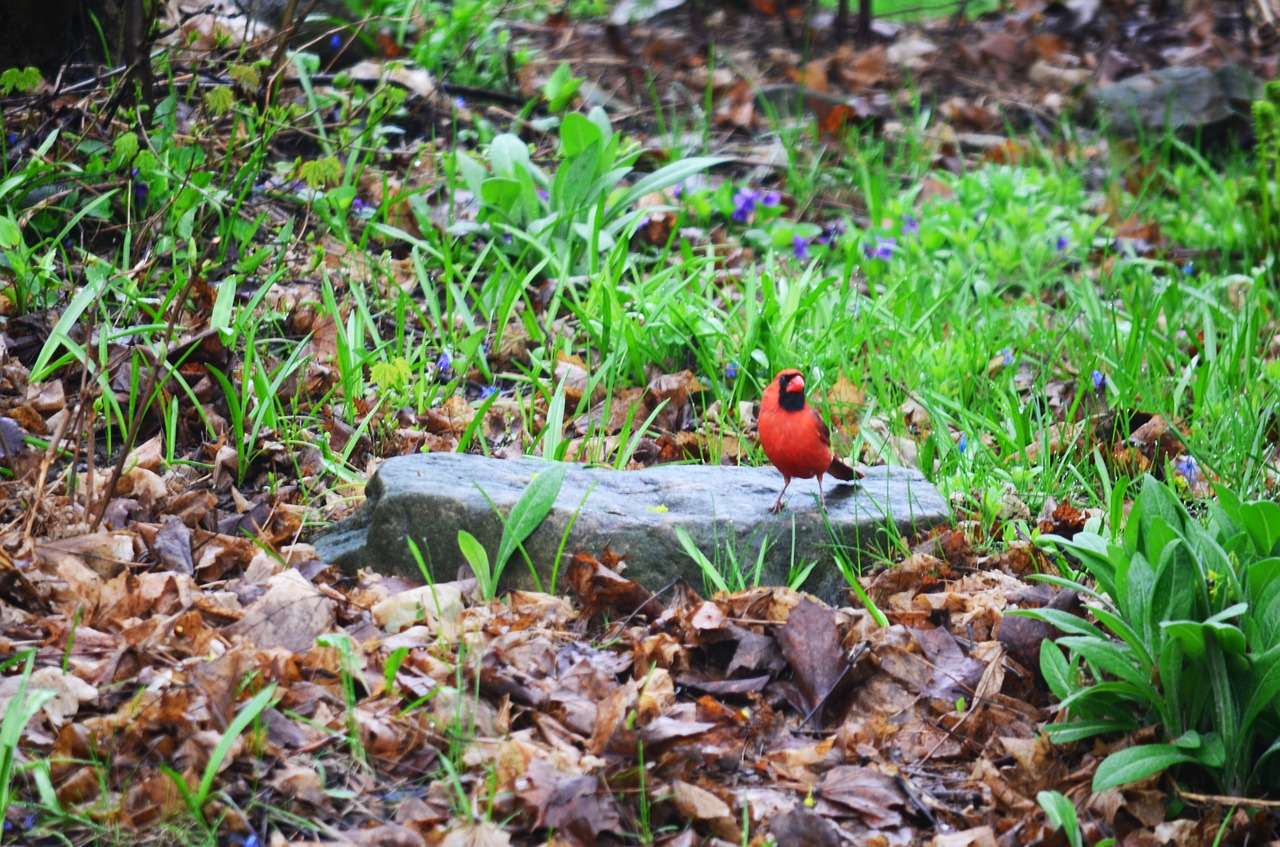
[759, 369, 859, 513]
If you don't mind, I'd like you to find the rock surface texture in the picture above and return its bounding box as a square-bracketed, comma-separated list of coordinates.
[317, 453, 949, 605]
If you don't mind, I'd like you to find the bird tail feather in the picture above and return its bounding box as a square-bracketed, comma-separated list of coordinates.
[828, 457, 860, 481]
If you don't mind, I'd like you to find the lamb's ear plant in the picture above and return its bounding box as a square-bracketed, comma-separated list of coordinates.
[1012, 475, 1280, 795]
[454, 107, 726, 275]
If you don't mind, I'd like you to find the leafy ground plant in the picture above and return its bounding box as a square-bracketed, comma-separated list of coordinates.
[1015, 476, 1280, 795]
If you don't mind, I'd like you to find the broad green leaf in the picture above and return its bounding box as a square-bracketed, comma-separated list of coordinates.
[1008, 608, 1106, 640]
[1093, 743, 1198, 791]
[555, 140, 602, 212]
[1039, 639, 1073, 701]
[0, 216, 22, 250]
[560, 112, 604, 159]
[1046, 718, 1140, 744]
[457, 530, 492, 599]
[1244, 647, 1280, 731]
[1088, 605, 1154, 671]
[493, 462, 567, 579]
[1163, 621, 1208, 661]
[455, 151, 489, 196]
[480, 177, 522, 215]
[1058, 636, 1154, 696]
[1241, 500, 1280, 556]
[1037, 791, 1082, 847]
[489, 133, 533, 180]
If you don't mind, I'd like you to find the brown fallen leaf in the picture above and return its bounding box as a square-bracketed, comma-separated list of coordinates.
[224, 568, 336, 652]
[777, 597, 849, 724]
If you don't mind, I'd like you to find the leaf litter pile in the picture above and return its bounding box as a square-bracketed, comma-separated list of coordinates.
[2, 0, 1279, 843]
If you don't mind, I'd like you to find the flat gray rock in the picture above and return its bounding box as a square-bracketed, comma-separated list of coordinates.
[1090, 65, 1256, 136]
[316, 453, 949, 605]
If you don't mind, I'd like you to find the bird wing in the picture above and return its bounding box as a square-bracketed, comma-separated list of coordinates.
[812, 407, 861, 481]
[809, 406, 832, 448]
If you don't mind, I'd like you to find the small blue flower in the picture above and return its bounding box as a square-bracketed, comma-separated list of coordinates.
[1175, 454, 1199, 483]
[761, 191, 782, 207]
[863, 236, 896, 260]
[479, 384, 498, 399]
[726, 360, 739, 379]
[436, 351, 451, 372]
[1184, 262, 1194, 275]
[1001, 348, 1013, 367]
[1091, 369, 1105, 389]
[134, 181, 149, 201]
[453, 96, 467, 109]
[731, 187, 761, 223]
[902, 214, 919, 236]
[958, 433, 968, 454]
[1055, 236, 1070, 252]
[792, 235, 811, 261]
[673, 182, 685, 198]
[5, 133, 17, 145]
[329, 33, 342, 49]
[536, 188, 549, 201]
[636, 215, 650, 230]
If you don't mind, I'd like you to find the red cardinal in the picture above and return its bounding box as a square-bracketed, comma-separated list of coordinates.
[759, 369, 859, 513]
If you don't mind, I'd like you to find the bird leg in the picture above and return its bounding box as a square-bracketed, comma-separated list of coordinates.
[770, 477, 792, 514]
[817, 476, 827, 510]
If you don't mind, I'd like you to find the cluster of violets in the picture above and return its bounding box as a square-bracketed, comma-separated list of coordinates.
[730, 187, 781, 223]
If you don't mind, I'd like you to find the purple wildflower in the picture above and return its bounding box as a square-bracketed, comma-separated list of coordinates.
[817, 220, 847, 245]
[453, 96, 467, 109]
[762, 191, 782, 207]
[792, 235, 811, 261]
[902, 214, 919, 236]
[536, 188, 549, 201]
[1001, 348, 1014, 366]
[1055, 236, 1070, 252]
[958, 433, 968, 454]
[133, 180, 149, 201]
[731, 187, 761, 223]
[672, 182, 685, 198]
[863, 236, 896, 260]
[479, 384, 498, 400]
[726, 360, 739, 379]
[329, 33, 342, 49]
[436, 351, 452, 373]
[1091, 369, 1105, 389]
[1184, 262, 1195, 275]
[1175, 454, 1199, 483]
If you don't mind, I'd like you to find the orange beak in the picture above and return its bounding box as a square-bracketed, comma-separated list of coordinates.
[785, 376, 805, 393]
